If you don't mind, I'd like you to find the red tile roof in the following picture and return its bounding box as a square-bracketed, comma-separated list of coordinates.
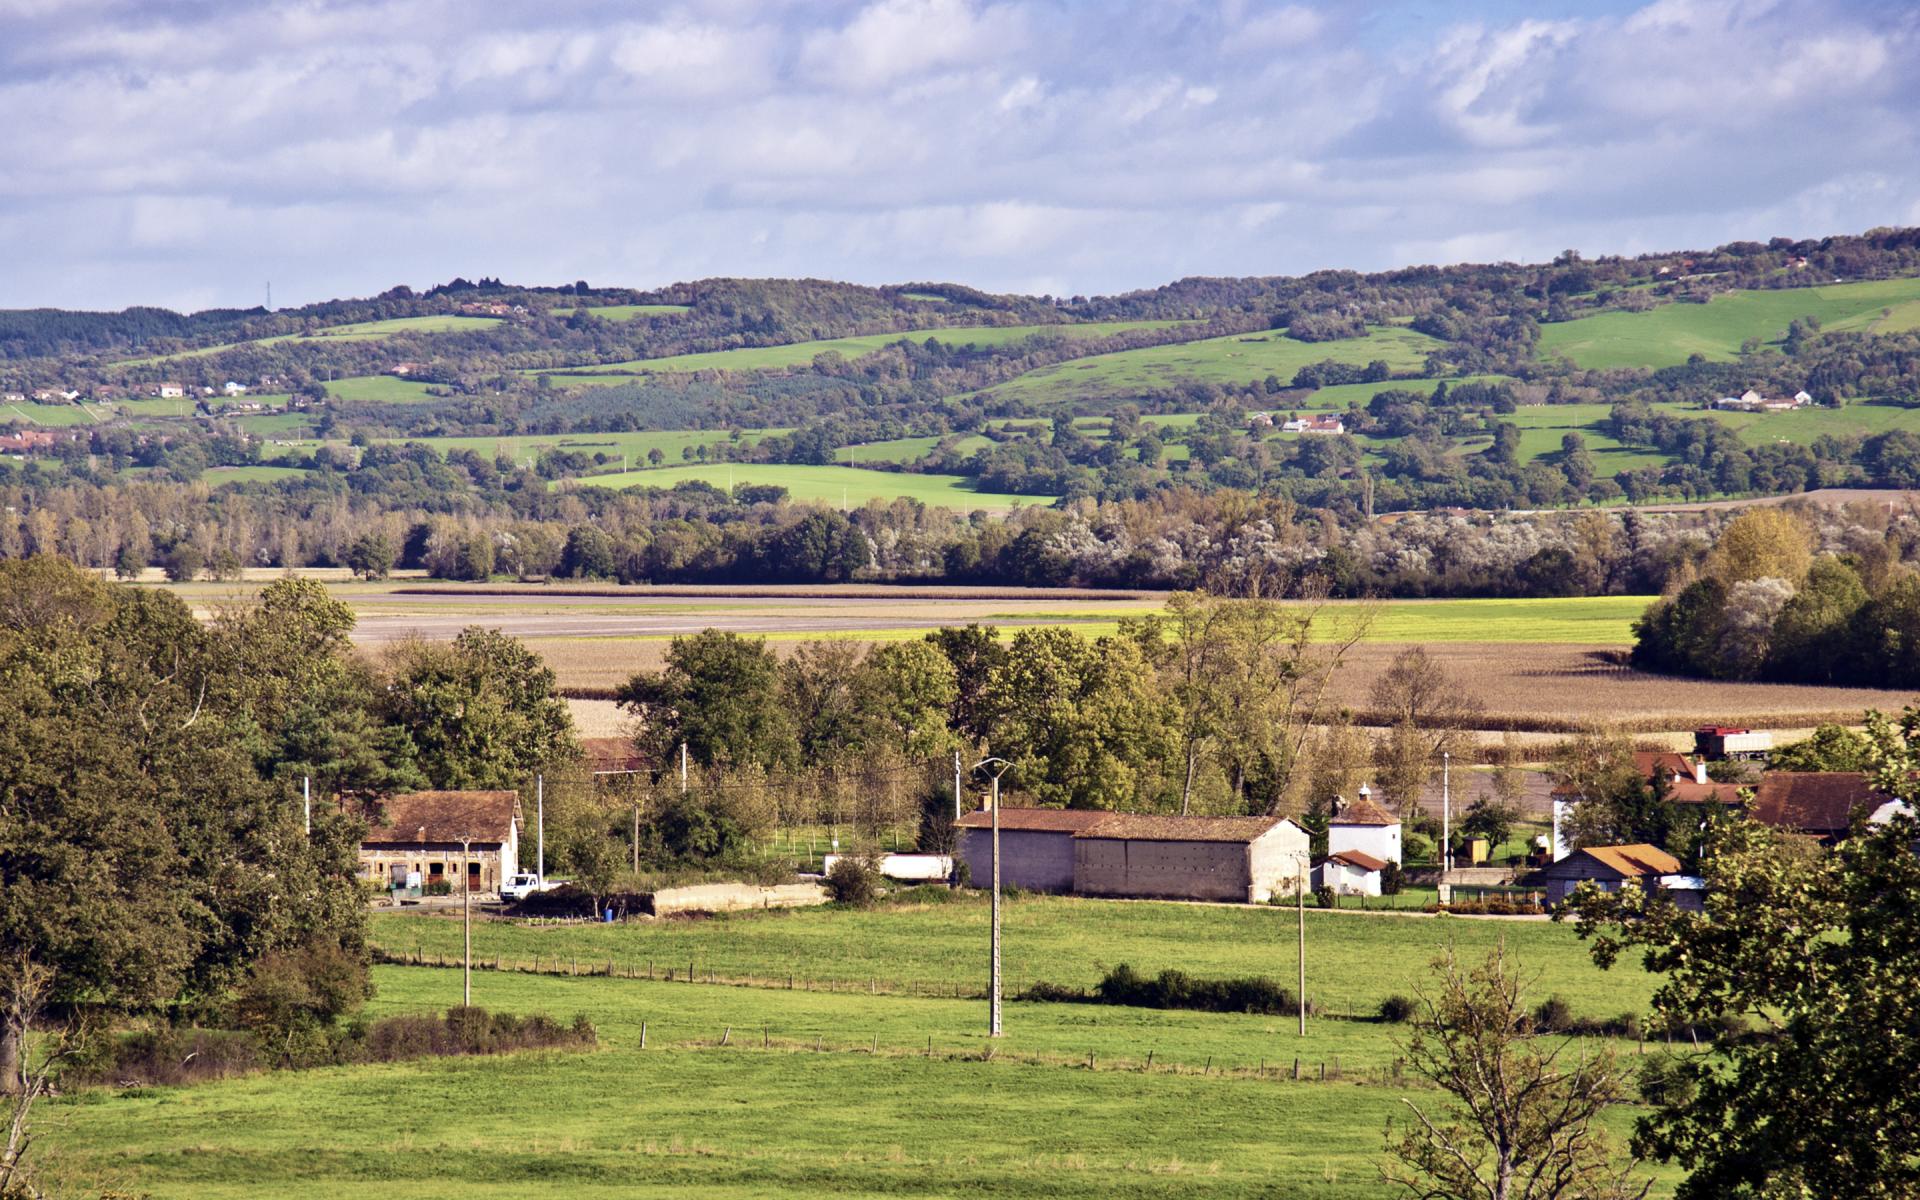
[1665, 779, 1746, 805]
[580, 737, 645, 773]
[1326, 849, 1388, 872]
[1634, 751, 1697, 782]
[364, 790, 520, 846]
[1072, 813, 1290, 844]
[1331, 795, 1397, 826]
[955, 807, 1114, 833]
[1747, 772, 1894, 837]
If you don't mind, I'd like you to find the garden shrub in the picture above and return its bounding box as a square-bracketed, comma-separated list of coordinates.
[825, 855, 883, 906]
[1378, 994, 1419, 1023]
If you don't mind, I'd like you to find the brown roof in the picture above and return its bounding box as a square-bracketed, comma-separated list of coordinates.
[1331, 794, 1397, 826]
[1326, 849, 1388, 872]
[1072, 813, 1290, 844]
[364, 790, 520, 846]
[580, 737, 644, 773]
[1665, 779, 1746, 805]
[1747, 772, 1894, 837]
[1579, 844, 1682, 878]
[955, 807, 1114, 833]
[1634, 751, 1696, 782]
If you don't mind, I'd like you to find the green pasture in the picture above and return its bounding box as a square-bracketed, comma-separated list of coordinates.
[560, 463, 1054, 510]
[3, 401, 99, 427]
[41, 976, 1663, 1200]
[325, 375, 442, 404]
[120, 315, 504, 365]
[840, 434, 994, 463]
[377, 429, 791, 466]
[979, 325, 1443, 407]
[557, 304, 692, 320]
[371, 893, 1653, 1019]
[202, 465, 309, 486]
[1538, 277, 1920, 370]
[531, 319, 1195, 378]
[230, 411, 319, 437]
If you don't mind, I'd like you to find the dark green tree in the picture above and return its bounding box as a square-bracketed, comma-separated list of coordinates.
[617, 630, 796, 771]
[380, 626, 577, 789]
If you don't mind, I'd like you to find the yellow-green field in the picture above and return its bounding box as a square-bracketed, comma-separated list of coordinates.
[556, 304, 693, 320]
[119, 315, 505, 365]
[557, 463, 1054, 510]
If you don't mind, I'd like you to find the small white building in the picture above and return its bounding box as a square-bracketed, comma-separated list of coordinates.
[222, 381, 248, 396]
[1281, 414, 1345, 434]
[1327, 790, 1401, 866]
[1314, 849, 1388, 897]
[156, 382, 185, 398]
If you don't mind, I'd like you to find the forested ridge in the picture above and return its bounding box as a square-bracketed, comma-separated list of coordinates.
[4, 229, 1920, 589]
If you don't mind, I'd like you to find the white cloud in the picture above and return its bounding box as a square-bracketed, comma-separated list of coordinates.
[0, 0, 1914, 310]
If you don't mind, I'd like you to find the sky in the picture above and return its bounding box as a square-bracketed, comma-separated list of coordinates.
[1, 0, 1916, 312]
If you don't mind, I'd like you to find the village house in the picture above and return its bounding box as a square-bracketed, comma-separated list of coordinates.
[1528, 843, 1702, 910]
[154, 382, 186, 398]
[222, 381, 248, 396]
[1315, 848, 1390, 897]
[1281, 414, 1345, 434]
[1327, 789, 1402, 864]
[955, 807, 1310, 903]
[1713, 389, 1813, 412]
[0, 429, 60, 454]
[580, 737, 646, 776]
[389, 361, 427, 377]
[1, 392, 23, 404]
[358, 789, 522, 894]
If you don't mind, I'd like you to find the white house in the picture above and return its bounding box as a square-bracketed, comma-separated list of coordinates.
[156, 382, 185, 398]
[222, 381, 248, 396]
[1327, 789, 1401, 865]
[1281, 414, 1345, 435]
[1314, 849, 1388, 897]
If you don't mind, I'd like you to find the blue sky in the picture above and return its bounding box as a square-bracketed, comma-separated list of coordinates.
[0, 0, 1915, 311]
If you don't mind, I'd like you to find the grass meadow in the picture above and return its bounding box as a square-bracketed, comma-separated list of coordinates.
[1537, 277, 1920, 370]
[325, 374, 444, 404]
[558, 463, 1053, 510]
[536, 320, 1196, 378]
[119, 315, 504, 365]
[41, 900, 1677, 1199]
[977, 324, 1443, 407]
[557, 304, 693, 320]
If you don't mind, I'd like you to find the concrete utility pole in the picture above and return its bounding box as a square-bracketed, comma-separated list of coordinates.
[1442, 752, 1452, 874]
[459, 834, 474, 1008]
[302, 775, 311, 836]
[1297, 857, 1308, 1037]
[952, 750, 962, 821]
[973, 757, 1012, 1038]
[680, 742, 689, 794]
[536, 774, 545, 881]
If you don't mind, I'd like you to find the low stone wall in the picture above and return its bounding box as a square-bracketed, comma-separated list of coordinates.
[650, 882, 829, 916]
[1403, 866, 1518, 886]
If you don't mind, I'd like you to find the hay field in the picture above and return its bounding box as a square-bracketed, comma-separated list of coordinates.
[976, 324, 1443, 407]
[1537, 277, 1920, 370]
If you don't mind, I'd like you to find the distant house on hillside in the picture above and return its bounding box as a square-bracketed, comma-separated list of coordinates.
[389, 362, 427, 377]
[1314, 849, 1389, 897]
[580, 737, 645, 776]
[155, 382, 185, 398]
[222, 381, 248, 396]
[955, 806, 1309, 903]
[0, 430, 59, 454]
[1281, 414, 1345, 434]
[358, 789, 522, 894]
[1327, 790, 1402, 866]
[1713, 389, 1811, 412]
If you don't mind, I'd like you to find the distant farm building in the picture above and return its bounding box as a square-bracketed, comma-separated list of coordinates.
[1713, 389, 1812, 412]
[1314, 849, 1389, 897]
[0, 429, 61, 454]
[1528, 843, 1701, 910]
[155, 382, 185, 398]
[1281, 414, 1345, 434]
[222, 381, 248, 396]
[580, 737, 646, 776]
[955, 807, 1310, 903]
[1327, 791, 1402, 865]
[359, 789, 522, 894]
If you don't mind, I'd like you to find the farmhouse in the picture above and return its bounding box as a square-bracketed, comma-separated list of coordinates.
[1528, 843, 1701, 910]
[580, 736, 645, 776]
[0, 429, 59, 453]
[222, 381, 248, 396]
[1281, 414, 1345, 434]
[358, 789, 522, 894]
[155, 382, 185, 398]
[1742, 772, 1909, 843]
[955, 807, 1310, 902]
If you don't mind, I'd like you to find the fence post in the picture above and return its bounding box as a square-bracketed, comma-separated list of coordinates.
[1145, 1050, 1154, 1071]
[721, 1026, 730, 1046]
[640, 1021, 648, 1049]
[1293, 1057, 1300, 1080]
[1204, 1055, 1211, 1075]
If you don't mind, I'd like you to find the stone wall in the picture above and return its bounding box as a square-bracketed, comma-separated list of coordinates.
[650, 882, 830, 916]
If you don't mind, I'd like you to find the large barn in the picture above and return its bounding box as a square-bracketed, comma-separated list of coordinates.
[955, 806, 1310, 903]
[359, 790, 523, 895]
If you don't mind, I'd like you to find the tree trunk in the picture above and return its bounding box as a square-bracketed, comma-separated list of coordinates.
[1181, 751, 1198, 816]
[0, 1022, 21, 1098]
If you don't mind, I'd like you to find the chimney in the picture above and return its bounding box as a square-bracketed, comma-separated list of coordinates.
[979, 791, 993, 812]
[1693, 760, 1709, 786]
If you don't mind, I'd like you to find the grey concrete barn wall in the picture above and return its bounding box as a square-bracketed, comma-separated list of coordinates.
[959, 827, 1077, 892]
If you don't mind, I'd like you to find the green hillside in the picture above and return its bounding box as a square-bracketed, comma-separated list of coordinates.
[561, 463, 1053, 510]
[978, 324, 1443, 407]
[1538, 277, 1920, 370]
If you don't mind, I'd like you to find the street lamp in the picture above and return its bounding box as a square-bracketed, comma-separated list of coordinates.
[972, 756, 1013, 1038]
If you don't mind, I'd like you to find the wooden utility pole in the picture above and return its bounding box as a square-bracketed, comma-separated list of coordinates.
[460, 834, 474, 1008]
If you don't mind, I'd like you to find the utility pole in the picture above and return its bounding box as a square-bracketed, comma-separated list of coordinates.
[1442, 752, 1452, 875]
[973, 757, 1012, 1037]
[302, 775, 311, 836]
[952, 750, 962, 821]
[460, 834, 474, 1008]
[1297, 857, 1307, 1037]
[536, 774, 545, 881]
[680, 742, 689, 794]
[632, 798, 641, 874]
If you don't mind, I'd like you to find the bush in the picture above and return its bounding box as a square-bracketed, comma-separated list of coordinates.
[1081, 963, 1299, 1015]
[423, 879, 453, 896]
[1313, 885, 1336, 909]
[1531, 995, 1574, 1033]
[1637, 1054, 1699, 1107]
[825, 855, 883, 907]
[1380, 861, 1404, 895]
[1378, 994, 1419, 1023]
